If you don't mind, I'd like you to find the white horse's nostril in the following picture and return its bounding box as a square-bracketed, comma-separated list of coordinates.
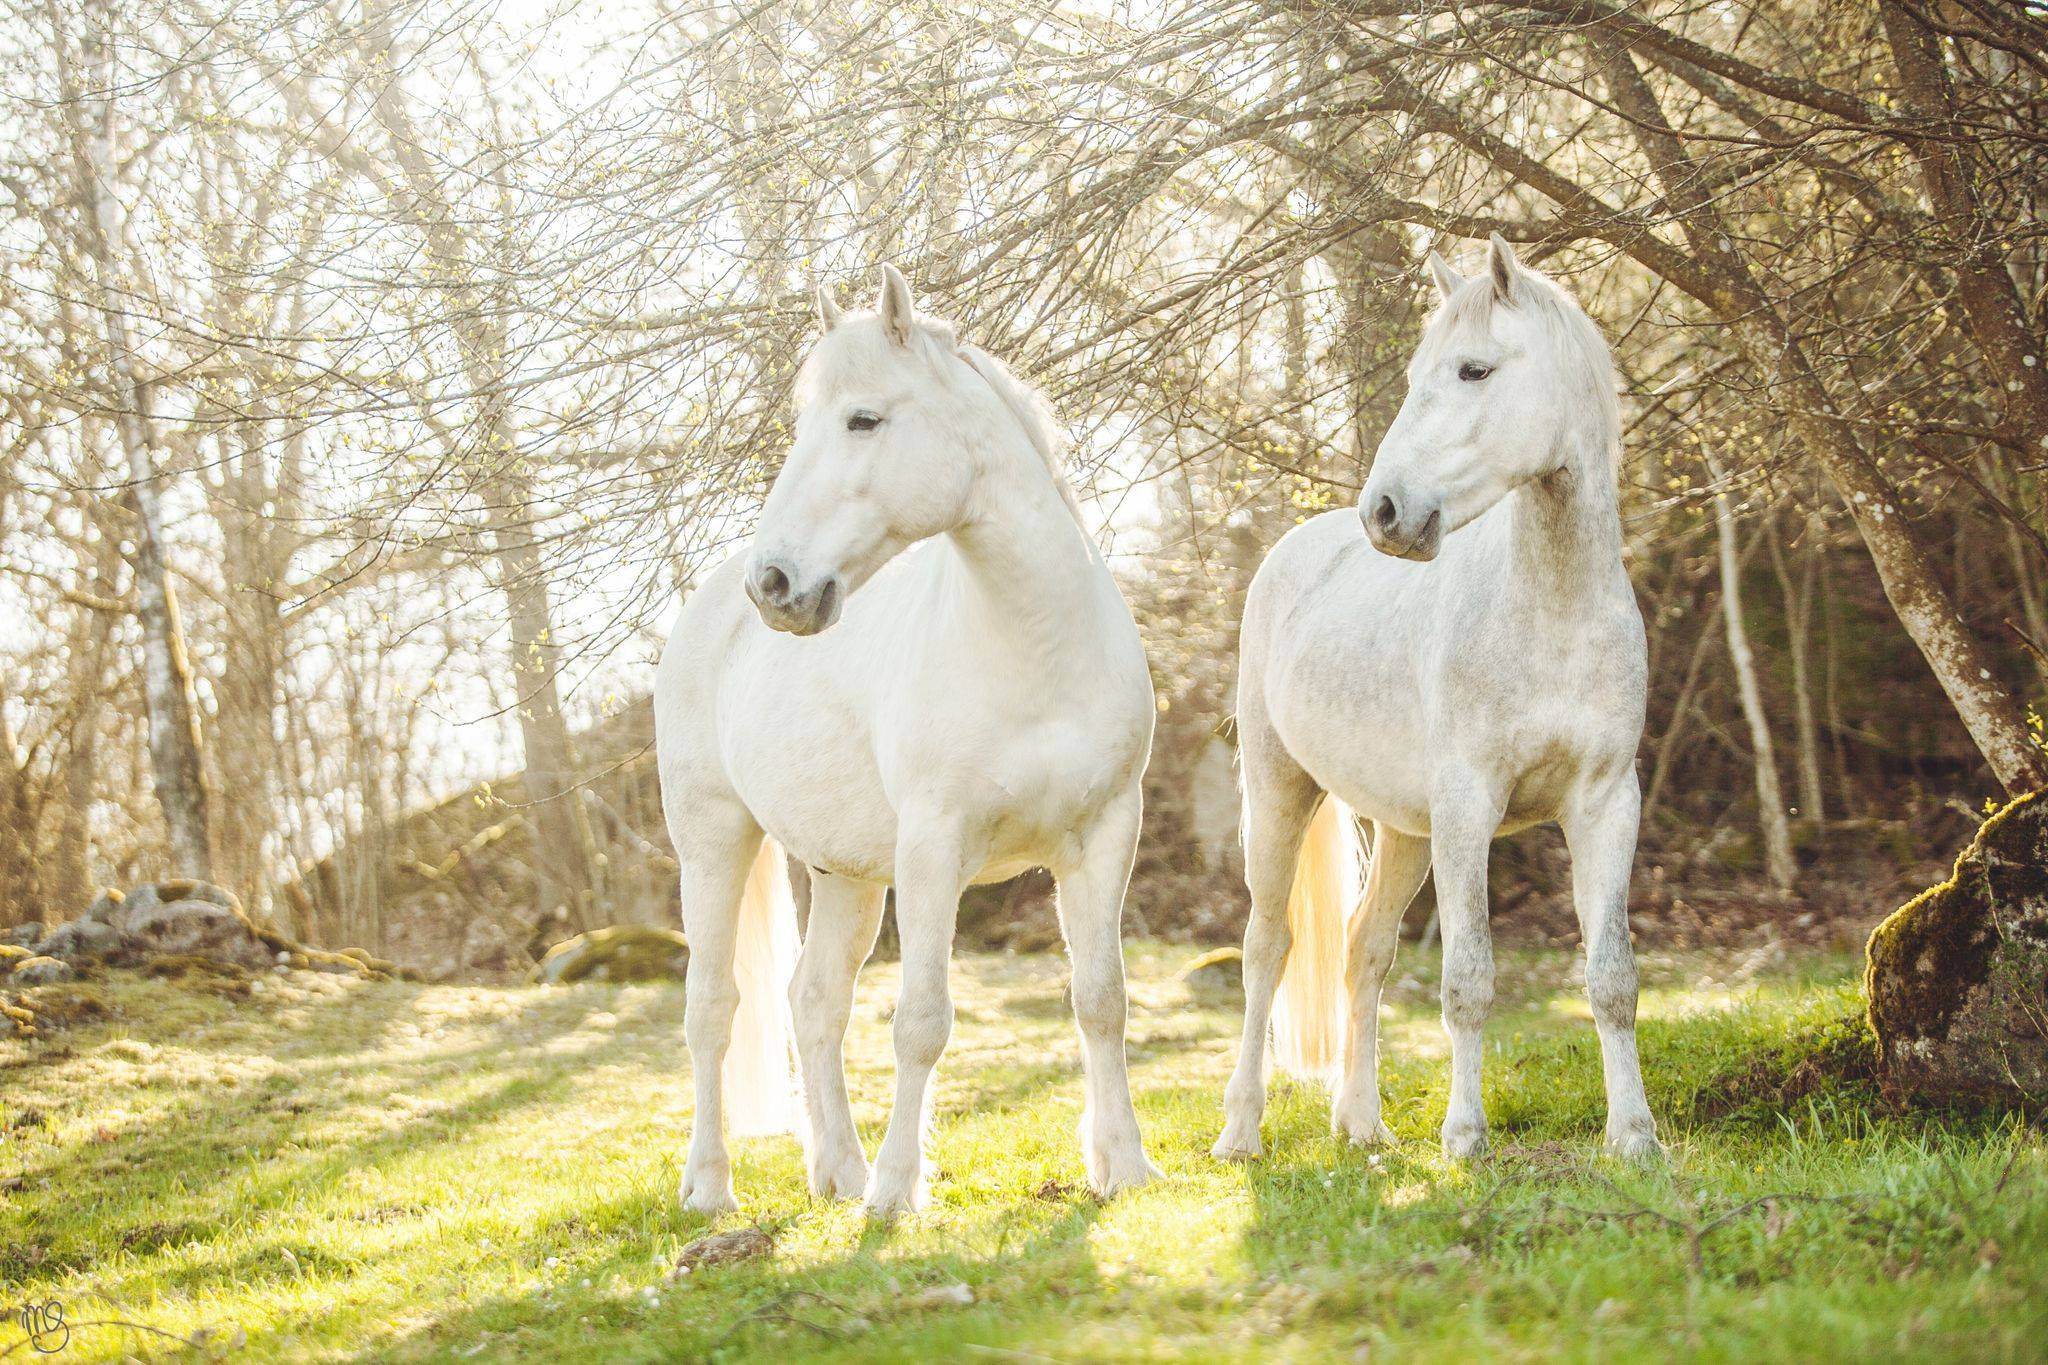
[1372, 495, 1399, 532]
[757, 564, 792, 605]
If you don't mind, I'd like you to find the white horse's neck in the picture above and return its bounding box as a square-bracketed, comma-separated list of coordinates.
[945, 424, 1116, 675]
[1503, 435, 1624, 610]
[1497, 328, 1627, 612]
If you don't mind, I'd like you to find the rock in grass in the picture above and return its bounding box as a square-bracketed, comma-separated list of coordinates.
[10, 957, 74, 987]
[1179, 946, 1243, 991]
[1867, 790, 2048, 1104]
[36, 917, 122, 964]
[670, 1226, 773, 1277]
[123, 898, 275, 970]
[533, 926, 689, 985]
[0, 923, 44, 950]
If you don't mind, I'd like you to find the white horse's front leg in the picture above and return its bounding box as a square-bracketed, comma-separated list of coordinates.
[867, 822, 969, 1217]
[1055, 786, 1161, 1195]
[677, 832, 767, 1213]
[1562, 771, 1662, 1163]
[1431, 777, 1501, 1162]
[1213, 763, 1320, 1161]
[1331, 824, 1431, 1145]
[792, 871, 887, 1199]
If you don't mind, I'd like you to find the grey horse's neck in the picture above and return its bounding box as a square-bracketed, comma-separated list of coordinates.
[1506, 420, 1626, 611]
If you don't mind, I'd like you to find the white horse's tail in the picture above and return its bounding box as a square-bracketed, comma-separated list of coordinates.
[1271, 796, 1363, 1083]
[724, 837, 803, 1137]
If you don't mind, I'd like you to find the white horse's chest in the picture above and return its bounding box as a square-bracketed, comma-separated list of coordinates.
[719, 581, 1150, 882]
[1265, 520, 1643, 837]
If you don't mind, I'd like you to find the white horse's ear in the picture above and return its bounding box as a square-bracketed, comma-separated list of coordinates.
[877, 263, 914, 346]
[814, 283, 843, 333]
[1487, 233, 1522, 305]
[1426, 250, 1465, 303]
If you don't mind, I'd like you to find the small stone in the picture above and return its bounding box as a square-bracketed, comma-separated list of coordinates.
[82, 888, 127, 924]
[535, 926, 689, 985]
[908, 1282, 974, 1309]
[1179, 946, 1243, 991]
[11, 956, 75, 986]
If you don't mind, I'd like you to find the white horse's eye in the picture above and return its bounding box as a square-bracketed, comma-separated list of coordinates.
[846, 410, 883, 433]
[1457, 362, 1493, 383]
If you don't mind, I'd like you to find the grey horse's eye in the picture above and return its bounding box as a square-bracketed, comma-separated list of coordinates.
[846, 410, 882, 432]
[1457, 362, 1493, 383]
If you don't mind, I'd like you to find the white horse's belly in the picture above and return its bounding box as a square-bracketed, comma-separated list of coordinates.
[724, 701, 900, 880]
[1268, 653, 1435, 833]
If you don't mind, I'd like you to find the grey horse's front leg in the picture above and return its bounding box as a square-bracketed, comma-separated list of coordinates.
[1562, 770, 1662, 1162]
[1430, 774, 1501, 1161]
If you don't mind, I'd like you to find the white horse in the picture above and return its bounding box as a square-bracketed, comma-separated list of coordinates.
[654, 266, 1161, 1216]
[1214, 236, 1661, 1164]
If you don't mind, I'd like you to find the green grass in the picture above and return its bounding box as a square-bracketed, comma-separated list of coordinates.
[2, 941, 2043, 1362]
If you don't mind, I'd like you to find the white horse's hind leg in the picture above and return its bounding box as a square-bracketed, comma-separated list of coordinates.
[1055, 786, 1161, 1195]
[676, 816, 769, 1213]
[1561, 773, 1662, 1163]
[1431, 776, 1501, 1162]
[793, 871, 887, 1199]
[867, 821, 970, 1217]
[1331, 824, 1432, 1145]
[1213, 734, 1320, 1161]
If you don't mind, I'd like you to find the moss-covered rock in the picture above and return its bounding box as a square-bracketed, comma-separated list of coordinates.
[1179, 946, 1243, 992]
[1867, 790, 2048, 1104]
[11, 956, 75, 987]
[533, 925, 689, 985]
[0, 943, 32, 972]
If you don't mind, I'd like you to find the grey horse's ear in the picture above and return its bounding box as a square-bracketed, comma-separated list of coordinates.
[1487, 232, 1522, 304]
[1427, 250, 1465, 303]
[877, 263, 914, 346]
[814, 283, 843, 333]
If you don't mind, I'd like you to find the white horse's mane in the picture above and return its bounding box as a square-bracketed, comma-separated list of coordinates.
[1425, 263, 1623, 474]
[955, 340, 1086, 527]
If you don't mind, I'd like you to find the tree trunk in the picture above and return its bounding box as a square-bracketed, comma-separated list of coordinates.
[1711, 459, 1797, 891]
[1769, 509, 1827, 825]
[55, 2, 213, 877]
[362, 9, 594, 927]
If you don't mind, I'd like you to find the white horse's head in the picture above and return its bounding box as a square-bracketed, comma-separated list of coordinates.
[746, 265, 988, 635]
[1361, 235, 1614, 561]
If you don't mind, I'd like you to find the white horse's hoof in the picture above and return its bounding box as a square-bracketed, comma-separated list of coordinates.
[1335, 1113, 1398, 1147]
[864, 1166, 930, 1219]
[1605, 1129, 1665, 1165]
[1441, 1123, 1489, 1162]
[1090, 1154, 1164, 1197]
[680, 1175, 739, 1214]
[1210, 1118, 1264, 1161]
[809, 1151, 870, 1200]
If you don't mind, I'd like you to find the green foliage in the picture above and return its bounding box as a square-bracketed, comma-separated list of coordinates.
[0, 950, 2042, 1360]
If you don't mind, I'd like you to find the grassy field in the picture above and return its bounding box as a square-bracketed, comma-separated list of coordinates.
[2, 939, 2043, 1362]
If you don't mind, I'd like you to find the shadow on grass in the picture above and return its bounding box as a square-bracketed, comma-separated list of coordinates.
[1, 980, 682, 1286]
